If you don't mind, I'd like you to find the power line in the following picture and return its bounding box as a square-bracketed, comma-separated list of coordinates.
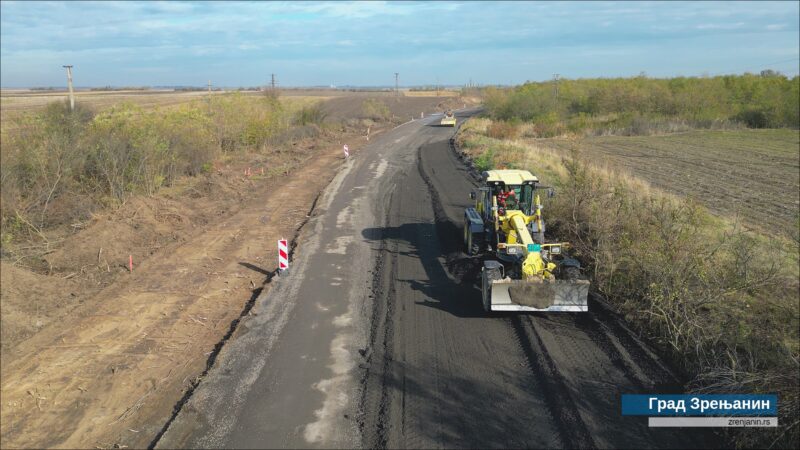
[709, 57, 800, 77]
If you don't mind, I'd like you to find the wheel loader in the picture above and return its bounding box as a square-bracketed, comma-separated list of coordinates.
[464, 170, 590, 312]
[440, 110, 456, 126]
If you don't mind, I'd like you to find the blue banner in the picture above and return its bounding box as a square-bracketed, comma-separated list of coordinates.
[621, 394, 777, 416]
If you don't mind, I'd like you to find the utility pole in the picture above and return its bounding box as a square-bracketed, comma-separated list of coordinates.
[436, 76, 439, 96]
[271, 73, 276, 90]
[208, 80, 211, 94]
[553, 73, 560, 105]
[395, 72, 399, 97]
[62, 65, 75, 111]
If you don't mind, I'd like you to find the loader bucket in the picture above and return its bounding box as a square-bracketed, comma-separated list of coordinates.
[489, 278, 589, 312]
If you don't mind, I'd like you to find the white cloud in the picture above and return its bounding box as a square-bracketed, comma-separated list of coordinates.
[696, 22, 745, 30]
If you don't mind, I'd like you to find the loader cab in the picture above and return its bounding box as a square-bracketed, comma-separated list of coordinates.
[508, 183, 535, 215]
[489, 182, 536, 216]
[476, 170, 539, 218]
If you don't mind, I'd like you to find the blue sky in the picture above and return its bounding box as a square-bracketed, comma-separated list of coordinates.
[1, 1, 798, 88]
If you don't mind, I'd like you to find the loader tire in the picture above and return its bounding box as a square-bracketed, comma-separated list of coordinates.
[464, 222, 480, 255]
[464, 222, 474, 255]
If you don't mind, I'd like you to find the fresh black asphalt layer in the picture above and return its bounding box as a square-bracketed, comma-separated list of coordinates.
[157, 110, 714, 449]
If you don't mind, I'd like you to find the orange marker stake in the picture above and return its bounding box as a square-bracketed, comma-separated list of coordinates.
[129, 255, 133, 273]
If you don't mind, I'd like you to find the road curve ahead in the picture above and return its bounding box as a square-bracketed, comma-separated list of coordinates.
[157, 110, 711, 449]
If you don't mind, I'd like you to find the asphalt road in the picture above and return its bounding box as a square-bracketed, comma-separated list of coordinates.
[157, 110, 711, 449]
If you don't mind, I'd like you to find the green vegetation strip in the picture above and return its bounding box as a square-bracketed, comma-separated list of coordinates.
[482, 73, 799, 136]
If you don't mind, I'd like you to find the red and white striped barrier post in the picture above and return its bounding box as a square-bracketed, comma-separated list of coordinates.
[278, 238, 289, 275]
[343, 144, 349, 159]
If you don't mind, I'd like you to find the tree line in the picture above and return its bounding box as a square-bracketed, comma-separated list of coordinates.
[483, 72, 800, 133]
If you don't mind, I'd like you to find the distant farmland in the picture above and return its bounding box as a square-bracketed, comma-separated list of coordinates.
[540, 129, 800, 237]
[0, 89, 225, 116]
[0, 87, 459, 118]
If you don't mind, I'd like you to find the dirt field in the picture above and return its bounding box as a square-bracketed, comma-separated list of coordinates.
[539, 129, 800, 237]
[403, 89, 460, 97]
[0, 89, 218, 116]
[0, 88, 459, 117]
[0, 94, 467, 449]
[322, 95, 470, 123]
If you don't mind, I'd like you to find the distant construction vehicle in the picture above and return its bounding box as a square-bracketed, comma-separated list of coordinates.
[440, 110, 456, 126]
[464, 170, 589, 312]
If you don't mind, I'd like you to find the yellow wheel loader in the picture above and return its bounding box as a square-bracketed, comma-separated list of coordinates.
[440, 110, 456, 126]
[464, 170, 590, 312]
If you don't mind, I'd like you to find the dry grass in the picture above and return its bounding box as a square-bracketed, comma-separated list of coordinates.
[0, 90, 333, 132]
[1, 89, 213, 115]
[278, 95, 333, 109]
[403, 90, 459, 97]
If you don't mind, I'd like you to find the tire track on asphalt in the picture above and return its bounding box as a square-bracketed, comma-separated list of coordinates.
[510, 316, 596, 449]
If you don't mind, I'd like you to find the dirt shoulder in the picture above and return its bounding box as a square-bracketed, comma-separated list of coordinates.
[0, 136, 355, 449]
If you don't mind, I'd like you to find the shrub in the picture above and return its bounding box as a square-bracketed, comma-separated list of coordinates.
[550, 155, 798, 447]
[208, 93, 285, 152]
[157, 106, 217, 176]
[1, 100, 94, 228]
[484, 74, 800, 135]
[1, 93, 292, 240]
[486, 121, 518, 140]
[473, 149, 494, 171]
[294, 102, 328, 126]
[735, 108, 769, 128]
[361, 98, 391, 121]
[85, 103, 172, 199]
